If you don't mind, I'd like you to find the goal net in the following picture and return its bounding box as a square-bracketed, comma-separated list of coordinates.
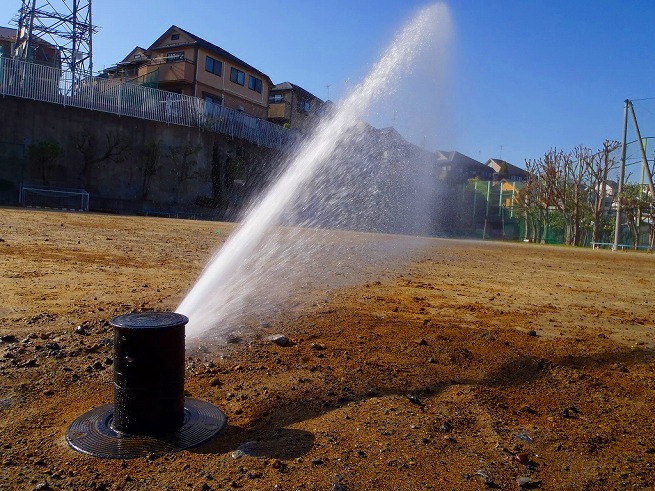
[20, 184, 90, 211]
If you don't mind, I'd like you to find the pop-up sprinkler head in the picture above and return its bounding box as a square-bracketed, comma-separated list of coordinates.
[66, 312, 226, 458]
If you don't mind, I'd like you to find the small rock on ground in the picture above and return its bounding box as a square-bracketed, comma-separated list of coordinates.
[266, 334, 290, 347]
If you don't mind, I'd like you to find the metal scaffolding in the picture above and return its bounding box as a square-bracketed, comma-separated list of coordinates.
[12, 0, 96, 82]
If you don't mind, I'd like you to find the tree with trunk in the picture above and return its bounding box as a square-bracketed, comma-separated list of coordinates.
[525, 149, 569, 243]
[140, 140, 162, 200]
[169, 142, 201, 202]
[28, 141, 61, 185]
[515, 162, 544, 242]
[569, 146, 593, 246]
[618, 183, 650, 249]
[74, 130, 131, 186]
[525, 147, 594, 245]
[587, 140, 620, 244]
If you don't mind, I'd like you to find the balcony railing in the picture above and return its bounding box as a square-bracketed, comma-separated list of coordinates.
[144, 56, 195, 84]
[0, 57, 293, 149]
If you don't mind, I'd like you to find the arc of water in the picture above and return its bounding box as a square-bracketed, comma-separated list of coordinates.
[178, 4, 449, 337]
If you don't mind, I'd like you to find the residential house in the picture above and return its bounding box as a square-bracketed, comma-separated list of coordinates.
[107, 26, 273, 119]
[0, 26, 60, 68]
[435, 151, 494, 182]
[0, 27, 15, 59]
[101, 47, 152, 83]
[485, 158, 529, 182]
[268, 82, 324, 133]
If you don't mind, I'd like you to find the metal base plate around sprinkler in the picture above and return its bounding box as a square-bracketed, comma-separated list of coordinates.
[66, 398, 227, 459]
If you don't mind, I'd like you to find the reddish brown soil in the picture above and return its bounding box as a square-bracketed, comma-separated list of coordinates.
[1, 208, 655, 490]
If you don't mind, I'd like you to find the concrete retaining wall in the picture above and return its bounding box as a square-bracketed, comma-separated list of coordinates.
[0, 96, 277, 217]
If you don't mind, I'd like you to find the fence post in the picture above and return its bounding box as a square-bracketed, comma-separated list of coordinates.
[118, 82, 123, 116]
[87, 75, 98, 111]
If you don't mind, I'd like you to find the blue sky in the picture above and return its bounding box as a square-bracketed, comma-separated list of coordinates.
[2, 0, 655, 168]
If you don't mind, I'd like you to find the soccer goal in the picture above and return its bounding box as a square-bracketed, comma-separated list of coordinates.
[20, 184, 90, 211]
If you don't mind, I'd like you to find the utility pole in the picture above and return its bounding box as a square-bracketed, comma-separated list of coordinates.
[613, 100, 629, 251]
[613, 99, 655, 250]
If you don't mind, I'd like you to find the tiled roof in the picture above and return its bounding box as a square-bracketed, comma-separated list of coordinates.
[436, 150, 487, 168]
[486, 158, 528, 176]
[271, 82, 322, 102]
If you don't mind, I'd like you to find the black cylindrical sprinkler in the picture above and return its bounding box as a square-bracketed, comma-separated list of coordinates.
[66, 312, 226, 459]
[111, 312, 186, 434]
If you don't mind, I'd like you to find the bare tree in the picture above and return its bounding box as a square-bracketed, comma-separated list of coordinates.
[169, 142, 201, 201]
[619, 183, 649, 249]
[587, 140, 620, 244]
[516, 160, 544, 242]
[519, 141, 625, 247]
[140, 140, 162, 200]
[525, 149, 568, 243]
[74, 130, 131, 185]
[28, 141, 61, 186]
[529, 148, 593, 245]
[570, 146, 593, 246]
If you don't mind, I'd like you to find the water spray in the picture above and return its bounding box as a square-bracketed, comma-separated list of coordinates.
[178, 3, 451, 338]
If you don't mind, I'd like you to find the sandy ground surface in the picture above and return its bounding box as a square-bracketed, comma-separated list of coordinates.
[1, 207, 655, 490]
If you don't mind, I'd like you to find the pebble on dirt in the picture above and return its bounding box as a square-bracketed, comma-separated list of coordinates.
[515, 452, 530, 464]
[517, 476, 541, 488]
[266, 334, 290, 347]
[561, 405, 581, 418]
[407, 394, 422, 405]
[225, 334, 242, 344]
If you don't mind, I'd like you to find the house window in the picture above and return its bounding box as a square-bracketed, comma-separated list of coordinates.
[298, 100, 310, 113]
[205, 56, 222, 76]
[230, 67, 245, 85]
[248, 75, 263, 93]
[166, 52, 184, 62]
[171, 34, 180, 40]
[268, 94, 283, 104]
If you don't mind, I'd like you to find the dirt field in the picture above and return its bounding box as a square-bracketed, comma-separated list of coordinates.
[1, 207, 655, 490]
